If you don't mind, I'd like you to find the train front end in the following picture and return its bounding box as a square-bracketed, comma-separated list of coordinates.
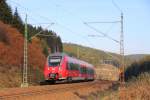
[44, 54, 63, 82]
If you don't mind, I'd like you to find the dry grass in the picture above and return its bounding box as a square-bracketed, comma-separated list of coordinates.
[0, 66, 21, 88]
[119, 73, 150, 100]
[87, 73, 150, 100]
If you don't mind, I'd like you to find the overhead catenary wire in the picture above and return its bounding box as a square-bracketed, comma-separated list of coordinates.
[45, 1, 121, 61]
[47, 0, 120, 41]
[31, 23, 55, 40]
[8, 0, 118, 45]
[8, 0, 85, 37]
[85, 21, 120, 24]
[88, 21, 119, 37]
[45, 0, 86, 23]
[44, 0, 118, 40]
[8, 0, 121, 62]
[7, 0, 84, 43]
[7, 0, 55, 23]
[7, 0, 56, 31]
[88, 35, 104, 37]
[104, 22, 118, 34]
[9, 0, 116, 38]
[51, 0, 123, 70]
[84, 22, 119, 44]
[112, 0, 125, 83]
[112, 0, 123, 13]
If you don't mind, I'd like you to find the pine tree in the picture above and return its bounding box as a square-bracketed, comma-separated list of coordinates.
[12, 8, 24, 33]
[0, 0, 13, 24]
[57, 36, 63, 52]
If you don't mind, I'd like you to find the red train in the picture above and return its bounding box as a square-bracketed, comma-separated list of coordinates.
[44, 53, 95, 83]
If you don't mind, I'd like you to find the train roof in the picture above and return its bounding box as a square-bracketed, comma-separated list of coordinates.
[67, 56, 93, 68]
[49, 52, 67, 57]
[49, 52, 94, 68]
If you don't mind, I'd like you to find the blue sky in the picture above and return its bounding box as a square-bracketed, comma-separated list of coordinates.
[7, 0, 150, 55]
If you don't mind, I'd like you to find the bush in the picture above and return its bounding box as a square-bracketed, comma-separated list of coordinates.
[125, 56, 150, 81]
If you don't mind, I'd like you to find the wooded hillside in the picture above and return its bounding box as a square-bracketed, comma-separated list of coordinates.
[0, 0, 63, 54]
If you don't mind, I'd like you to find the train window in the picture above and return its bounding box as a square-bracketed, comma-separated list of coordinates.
[76, 64, 80, 70]
[66, 62, 69, 70]
[48, 57, 62, 67]
[72, 64, 77, 70]
[69, 63, 73, 70]
[80, 67, 87, 74]
[87, 68, 90, 74]
[70, 63, 76, 70]
[89, 69, 94, 75]
[67, 63, 79, 71]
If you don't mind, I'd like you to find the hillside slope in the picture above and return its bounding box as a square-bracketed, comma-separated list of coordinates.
[63, 43, 149, 67]
[126, 54, 148, 61]
[0, 21, 46, 88]
[63, 43, 120, 67]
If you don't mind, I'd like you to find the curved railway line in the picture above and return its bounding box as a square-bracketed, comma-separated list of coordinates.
[0, 80, 115, 100]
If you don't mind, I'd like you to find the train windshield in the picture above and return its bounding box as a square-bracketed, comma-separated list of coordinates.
[48, 56, 62, 67]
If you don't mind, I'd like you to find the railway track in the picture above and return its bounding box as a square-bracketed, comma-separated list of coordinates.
[0, 80, 114, 100]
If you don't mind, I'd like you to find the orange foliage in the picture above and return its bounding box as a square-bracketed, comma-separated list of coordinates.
[0, 21, 46, 69]
[28, 38, 46, 69]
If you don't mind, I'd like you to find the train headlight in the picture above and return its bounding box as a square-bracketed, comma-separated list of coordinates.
[59, 66, 62, 70]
